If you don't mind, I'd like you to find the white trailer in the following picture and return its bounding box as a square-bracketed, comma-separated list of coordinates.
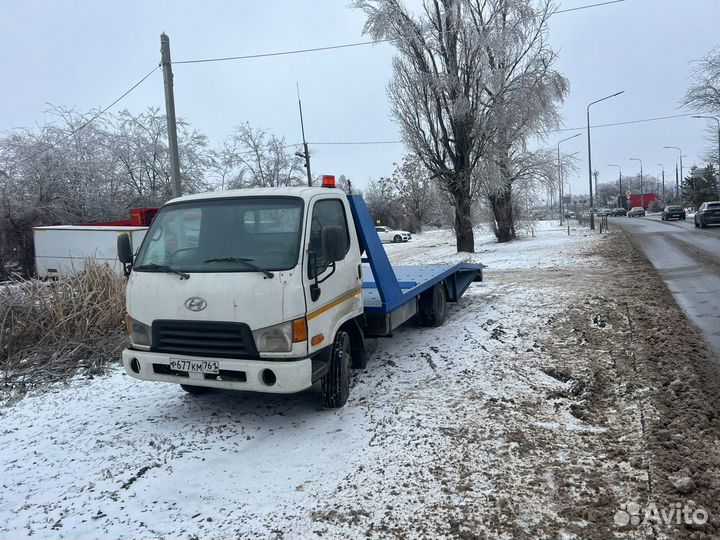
[33, 226, 147, 277]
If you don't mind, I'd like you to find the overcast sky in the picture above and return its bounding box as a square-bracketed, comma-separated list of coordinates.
[2, 0, 720, 196]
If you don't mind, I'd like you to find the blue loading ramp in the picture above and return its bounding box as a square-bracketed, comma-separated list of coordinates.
[347, 195, 483, 315]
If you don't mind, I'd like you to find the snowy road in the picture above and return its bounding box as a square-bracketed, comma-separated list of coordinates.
[3, 222, 719, 539]
[613, 214, 720, 354]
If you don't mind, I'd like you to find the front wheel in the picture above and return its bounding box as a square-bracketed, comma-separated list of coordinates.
[393, 235, 402, 243]
[321, 331, 351, 408]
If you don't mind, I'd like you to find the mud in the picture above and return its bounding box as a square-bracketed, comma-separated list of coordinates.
[534, 230, 720, 539]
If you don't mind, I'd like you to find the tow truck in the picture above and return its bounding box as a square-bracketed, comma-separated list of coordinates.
[118, 175, 483, 407]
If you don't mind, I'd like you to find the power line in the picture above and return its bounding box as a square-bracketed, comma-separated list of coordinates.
[173, 40, 392, 65]
[551, 112, 696, 133]
[172, 0, 626, 65]
[554, 0, 625, 14]
[18, 66, 160, 164]
[307, 112, 696, 146]
[311, 140, 404, 145]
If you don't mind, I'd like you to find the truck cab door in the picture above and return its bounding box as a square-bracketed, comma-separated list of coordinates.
[303, 196, 363, 354]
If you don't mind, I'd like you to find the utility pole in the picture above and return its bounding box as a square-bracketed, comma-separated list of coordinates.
[160, 33, 182, 198]
[657, 164, 665, 199]
[630, 158, 643, 208]
[296, 84, 312, 187]
[608, 164, 622, 208]
[586, 91, 624, 230]
[593, 170, 599, 205]
[556, 133, 580, 226]
[675, 163, 679, 199]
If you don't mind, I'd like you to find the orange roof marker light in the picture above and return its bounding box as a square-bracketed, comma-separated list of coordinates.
[321, 175, 336, 188]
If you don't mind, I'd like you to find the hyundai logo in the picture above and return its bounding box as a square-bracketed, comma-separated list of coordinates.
[184, 297, 207, 312]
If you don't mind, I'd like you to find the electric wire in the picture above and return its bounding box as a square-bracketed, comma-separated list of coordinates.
[307, 112, 698, 146]
[172, 0, 626, 65]
[18, 66, 160, 164]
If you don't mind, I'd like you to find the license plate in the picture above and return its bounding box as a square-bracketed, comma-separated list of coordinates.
[169, 358, 220, 374]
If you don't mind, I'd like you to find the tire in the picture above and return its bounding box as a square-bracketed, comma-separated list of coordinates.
[180, 384, 211, 396]
[700, 218, 708, 229]
[393, 235, 402, 243]
[321, 331, 351, 408]
[695, 219, 699, 228]
[419, 283, 448, 327]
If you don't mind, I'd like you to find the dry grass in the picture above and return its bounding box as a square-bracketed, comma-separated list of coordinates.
[1, 262, 127, 395]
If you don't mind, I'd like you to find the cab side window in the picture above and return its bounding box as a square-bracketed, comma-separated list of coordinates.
[308, 199, 350, 278]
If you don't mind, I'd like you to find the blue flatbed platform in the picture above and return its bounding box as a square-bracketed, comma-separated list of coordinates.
[362, 264, 482, 312]
[348, 195, 483, 319]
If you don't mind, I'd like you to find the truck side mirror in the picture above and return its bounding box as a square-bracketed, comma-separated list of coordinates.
[322, 226, 347, 262]
[117, 233, 133, 264]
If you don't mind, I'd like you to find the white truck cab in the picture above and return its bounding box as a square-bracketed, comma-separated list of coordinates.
[121, 185, 365, 407]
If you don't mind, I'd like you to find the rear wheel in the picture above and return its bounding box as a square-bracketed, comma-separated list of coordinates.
[393, 235, 402, 243]
[700, 217, 708, 229]
[419, 283, 447, 327]
[180, 384, 211, 396]
[321, 331, 351, 408]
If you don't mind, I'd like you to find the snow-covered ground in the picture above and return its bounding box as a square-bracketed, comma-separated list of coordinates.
[1, 221, 613, 539]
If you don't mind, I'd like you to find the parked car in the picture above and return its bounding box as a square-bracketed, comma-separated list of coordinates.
[661, 205, 686, 221]
[628, 207, 646, 217]
[375, 225, 411, 243]
[597, 208, 614, 217]
[612, 207, 627, 216]
[694, 201, 720, 228]
[564, 211, 576, 219]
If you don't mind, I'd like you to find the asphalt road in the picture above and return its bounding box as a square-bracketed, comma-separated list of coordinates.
[613, 214, 720, 355]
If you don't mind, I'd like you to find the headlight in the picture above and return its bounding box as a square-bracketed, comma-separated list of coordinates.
[252, 318, 307, 353]
[126, 314, 151, 347]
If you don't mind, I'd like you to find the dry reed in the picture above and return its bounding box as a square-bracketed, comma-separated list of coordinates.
[1, 261, 127, 394]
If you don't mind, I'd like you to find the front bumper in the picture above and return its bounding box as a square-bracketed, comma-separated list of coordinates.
[122, 349, 313, 394]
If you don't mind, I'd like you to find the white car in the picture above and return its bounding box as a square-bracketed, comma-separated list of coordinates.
[375, 226, 411, 243]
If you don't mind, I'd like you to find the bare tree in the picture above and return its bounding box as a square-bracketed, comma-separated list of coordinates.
[683, 48, 720, 115]
[364, 177, 403, 226]
[353, 0, 566, 249]
[481, 0, 568, 241]
[221, 123, 304, 189]
[389, 154, 443, 231]
[0, 106, 213, 276]
[682, 48, 720, 168]
[353, 0, 499, 251]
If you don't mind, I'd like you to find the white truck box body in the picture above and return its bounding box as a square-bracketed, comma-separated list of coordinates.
[33, 225, 147, 277]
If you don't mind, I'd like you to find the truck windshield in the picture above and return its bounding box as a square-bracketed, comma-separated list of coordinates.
[134, 197, 304, 273]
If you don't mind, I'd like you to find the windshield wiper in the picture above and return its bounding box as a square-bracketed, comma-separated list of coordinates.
[133, 263, 190, 280]
[203, 257, 274, 279]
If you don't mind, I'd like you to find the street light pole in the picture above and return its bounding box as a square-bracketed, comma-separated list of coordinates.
[664, 146, 683, 203]
[630, 158, 643, 208]
[587, 91, 625, 230]
[608, 164, 622, 208]
[557, 133, 581, 225]
[692, 115, 720, 200]
[657, 163, 665, 199]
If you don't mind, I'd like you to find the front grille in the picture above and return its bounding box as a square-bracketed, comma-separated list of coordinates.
[152, 320, 260, 359]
